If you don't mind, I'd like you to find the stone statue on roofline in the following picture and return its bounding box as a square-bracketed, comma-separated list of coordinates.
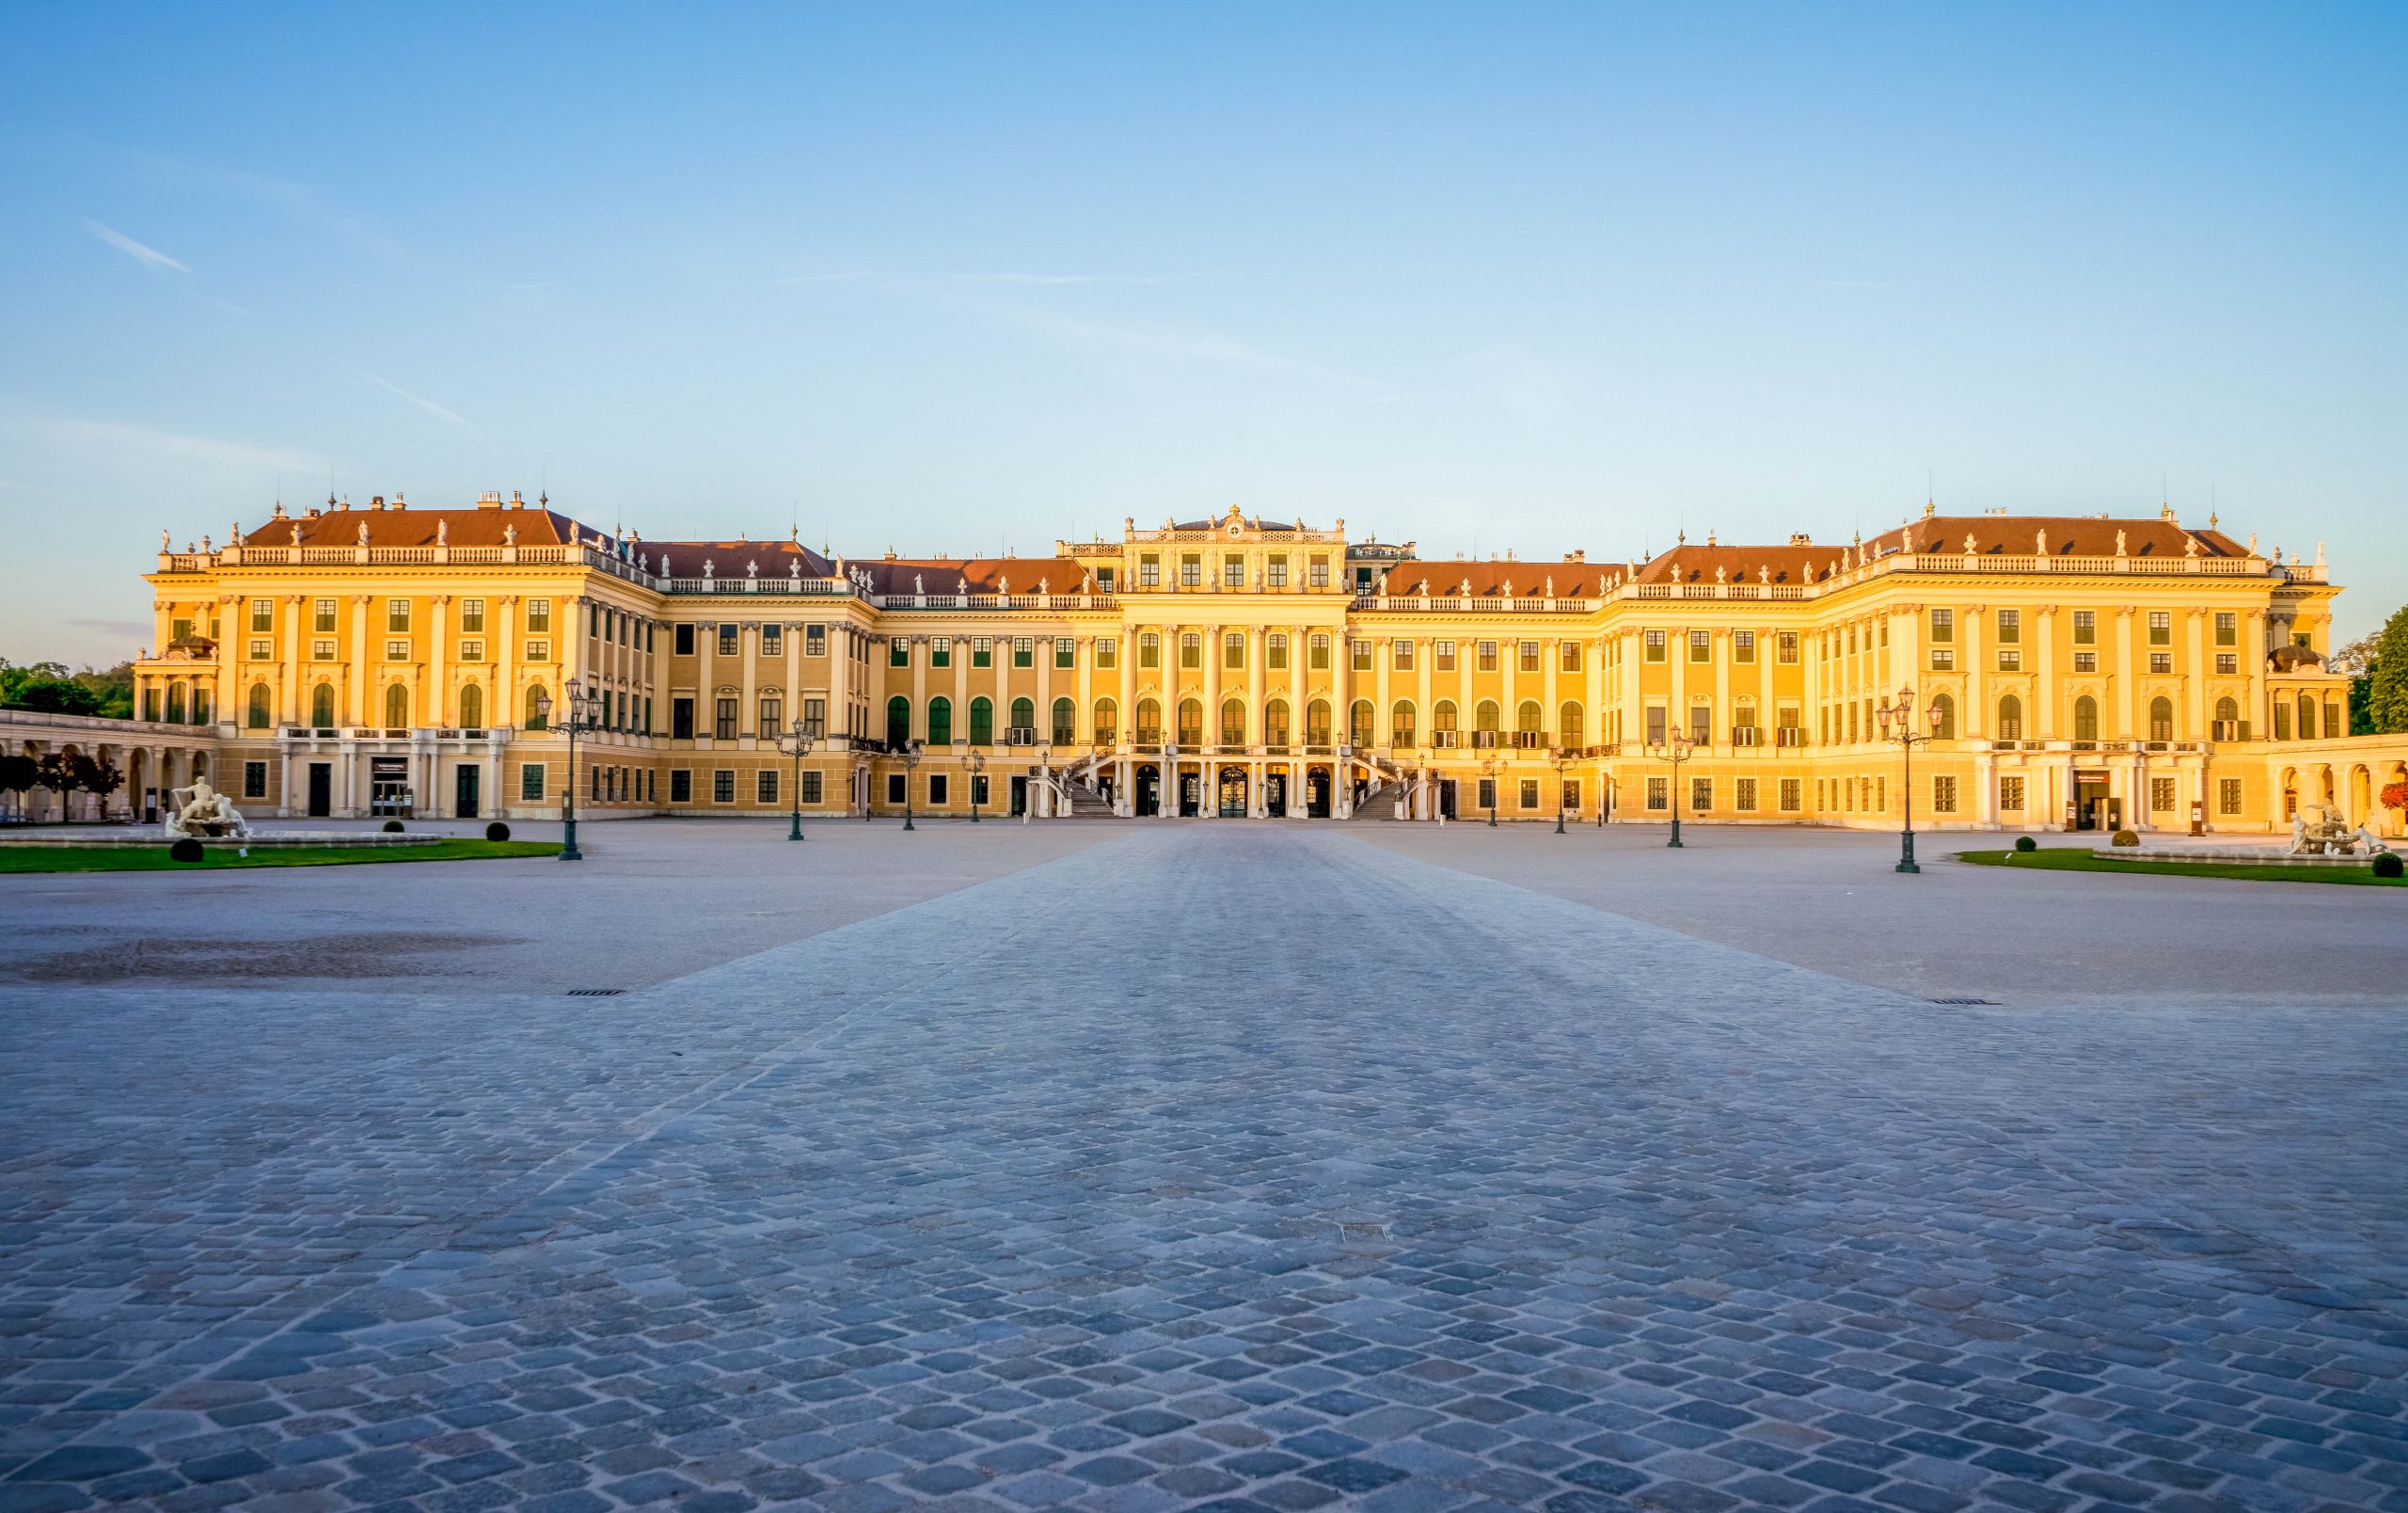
[357, 520, 370, 546]
[2115, 530, 2128, 555]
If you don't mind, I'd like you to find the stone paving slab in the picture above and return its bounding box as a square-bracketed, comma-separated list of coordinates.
[2, 825, 2403, 1513]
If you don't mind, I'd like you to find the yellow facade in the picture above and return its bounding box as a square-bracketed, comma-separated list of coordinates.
[131, 495, 2401, 836]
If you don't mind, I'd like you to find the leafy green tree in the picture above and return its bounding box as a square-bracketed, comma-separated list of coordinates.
[0, 754, 36, 819]
[72, 754, 125, 820]
[2368, 605, 2408, 734]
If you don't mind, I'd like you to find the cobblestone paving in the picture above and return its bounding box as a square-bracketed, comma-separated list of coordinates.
[3, 826, 2404, 1513]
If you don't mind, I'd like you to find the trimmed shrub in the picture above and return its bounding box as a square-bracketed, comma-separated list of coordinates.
[2110, 829, 2140, 847]
[168, 837, 204, 864]
[382, 819, 404, 833]
[2014, 836, 2037, 852]
[2374, 852, 2403, 879]
[484, 820, 512, 842]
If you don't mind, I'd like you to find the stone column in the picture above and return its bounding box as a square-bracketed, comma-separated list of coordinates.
[1332, 630, 1352, 816]
[2184, 609, 2205, 736]
[2246, 609, 2267, 741]
[910, 634, 927, 741]
[497, 597, 519, 731]
[829, 622, 851, 744]
[741, 622, 762, 743]
[1961, 605, 1984, 739]
[1037, 633, 1054, 746]
[1075, 635, 1094, 746]
[1373, 635, 1392, 755]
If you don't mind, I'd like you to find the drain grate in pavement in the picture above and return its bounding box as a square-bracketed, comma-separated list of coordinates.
[566, 988, 626, 996]
[1929, 996, 2002, 1005]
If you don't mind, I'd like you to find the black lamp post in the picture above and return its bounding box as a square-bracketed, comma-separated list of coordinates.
[1876, 684, 1943, 873]
[900, 738, 924, 831]
[1553, 749, 1569, 834]
[966, 749, 985, 822]
[537, 679, 600, 862]
[1481, 756, 1498, 827]
[1645, 726, 1693, 848]
[776, 716, 816, 841]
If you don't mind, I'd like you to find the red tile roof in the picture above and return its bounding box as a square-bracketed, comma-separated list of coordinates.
[1380, 560, 1616, 597]
[240, 502, 594, 549]
[849, 557, 1090, 595]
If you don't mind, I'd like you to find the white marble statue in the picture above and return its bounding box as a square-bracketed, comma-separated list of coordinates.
[166, 778, 250, 839]
[2289, 801, 2392, 856]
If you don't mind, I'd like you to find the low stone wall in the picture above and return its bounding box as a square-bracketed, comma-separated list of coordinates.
[0, 832, 442, 849]
[2095, 846, 2374, 867]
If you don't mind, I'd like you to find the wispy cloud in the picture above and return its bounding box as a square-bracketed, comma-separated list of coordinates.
[85, 218, 189, 273]
[126, 149, 402, 258]
[354, 371, 475, 435]
[4, 412, 323, 475]
[956, 272, 1214, 286]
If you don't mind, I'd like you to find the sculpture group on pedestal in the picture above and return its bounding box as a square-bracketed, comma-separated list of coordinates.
[2287, 801, 2388, 857]
[164, 777, 250, 840]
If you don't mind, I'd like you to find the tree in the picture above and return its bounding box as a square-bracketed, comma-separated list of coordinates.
[72, 754, 125, 820]
[33, 753, 76, 822]
[2367, 605, 2408, 735]
[0, 754, 36, 820]
[0, 659, 104, 716]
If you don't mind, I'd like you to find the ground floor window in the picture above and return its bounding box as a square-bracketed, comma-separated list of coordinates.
[2151, 776, 2176, 813]
[670, 769, 692, 804]
[1476, 777, 1496, 812]
[523, 763, 547, 801]
[886, 772, 906, 804]
[1779, 778, 1800, 812]
[929, 773, 949, 805]
[243, 760, 268, 799]
[2219, 777, 2242, 815]
[1735, 777, 1756, 812]
[713, 769, 736, 803]
[2001, 775, 2025, 811]
[1646, 776, 1668, 811]
[757, 769, 779, 804]
[1690, 777, 1712, 814]
[1518, 778, 1539, 810]
[972, 774, 990, 806]
[1562, 779, 1580, 813]
[801, 771, 824, 804]
[1932, 775, 1957, 814]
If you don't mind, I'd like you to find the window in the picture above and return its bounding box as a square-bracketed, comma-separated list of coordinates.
[1435, 640, 1456, 672]
[1137, 633, 1158, 669]
[2073, 650, 2098, 673]
[969, 697, 993, 745]
[2211, 695, 2240, 741]
[927, 696, 952, 745]
[1176, 699, 1205, 746]
[246, 638, 272, 660]
[1684, 703, 1706, 744]
[312, 598, 338, 633]
[517, 762, 546, 801]
[384, 684, 409, 728]
[1096, 637, 1117, 669]
[964, 636, 989, 669]
[1179, 633, 1201, 670]
[1224, 631, 1245, 670]
[1010, 696, 1036, 738]
[2214, 612, 2237, 647]
[458, 685, 485, 729]
[2219, 777, 2242, 815]
[1644, 706, 1667, 746]
[1516, 641, 1540, 674]
[387, 599, 410, 632]
[1928, 608, 1952, 645]
[762, 625, 784, 657]
[2073, 695, 2099, 741]
[669, 697, 694, 740]
[1562, 779, 1581, 812]
[1688, 629, 1712, 663]
[1139, 554, 1161, 588]
[667, 769, 692, 803]
[713, 770, 736, 804]
[1308, 555, 1330, 587]
[801, 771, 824, 804]
[1560, 641, 1581, 672]
[1268, 556, 1289, 588]
[1996, 648, 2020, 672]
[2073, 610, 2097, 645]
[1930, 693, 1956, 741]
[1433, 700, 1459, 741]
[1054, 697, 1076, 745]
[1646, 776, 1668, 811]
[886, 696, 911, 747]
[1732, 630, 1755, 664]
[1224, 554, 1244, 588]
[2273, 701, 2292, 741]
[928, 773, 949, 806]
[2000, 775, 2025, 812]
[1560, 702, 1584, 748]
[2151, 776, 2176, 813]
[1780, 778, 1801, 813]
[757, 770, 779, 804]
[1735, 778, 1757, 812]
[715, 698, 738, 741]
[375, 638, 404, 661]
[1690, 777, 1713, 814]
[665, 622, 691, 658]
[1643, 629, 1667, 662]
[1995, 609, 2019, 645]
[1354, 640, 1373, 673]
[246, 683, 272, 728]
[1477, 777, 1497, 813]
[1219, 697, 1246, 745]
[234, 759, 268, 800]
[1094, 698, 1117, 744]
[1471, 640, 1496, 674]
[2147, 652, 2171, 674]
[2215, 653, 2237, 675]
[458, 639, 483, 661]
[1777, 631, 1799, 664]
[1998, 694, 2023, 741]
[1180, 554, 1202, 588]
[1518, 778, 1540, 810]
[1096, 566, 1115, 593]
[1055, 639, 1074, 670]
[2148, 611, 2171, 646]
[1394, 640, 1415, 671]
[1929, 645, 1955, 672]
[1933, 775, 1957, 814]
[889, 638, 909, 668]
[452, 598, 483, 635]
[1390, 701, 1416, 747]
[1013, 638, 1034, 669]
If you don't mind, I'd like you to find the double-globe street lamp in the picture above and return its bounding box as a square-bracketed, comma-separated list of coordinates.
[1552, 748, 1572, 835]
[898, 738, 925, 831]
[532, 679, 600, 862]
[966, 750, 985, 822]
[1875, 684, 1945, 873]
[775, 718, 817, 841]
[1644, 725, 1695, 848]
[1481, 756, 1499, 827]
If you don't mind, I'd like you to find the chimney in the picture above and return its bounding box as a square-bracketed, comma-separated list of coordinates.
[1788, 533, 1813, 546]
[478, 491, 503, 509]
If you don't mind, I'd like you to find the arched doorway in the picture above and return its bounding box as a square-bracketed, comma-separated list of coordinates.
[2349, 765, 2372, 826]
[1265, 768, 1288, 817]
[1306, 766, 1332, 818]
[1178, 767, 1202, 817]
[1134, 763, 1161, 817]
[1217, 766, 1248, 818]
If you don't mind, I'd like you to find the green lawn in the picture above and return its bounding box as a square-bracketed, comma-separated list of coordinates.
[1958, 848, 2407, 887]
[0, 839, 562, 873]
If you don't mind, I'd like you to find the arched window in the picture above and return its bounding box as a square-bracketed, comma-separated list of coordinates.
[927, 695, 952, 746]
[1265, 698, 1291, 748]
[1133, 698, 1159, 744]
[1176, 699, 1203, 746]
[1093, 697, 1117, 743]
[1560, 702, 1584, 748]
[1053, 696, 1075, 745]
[2073, 694, 2099, 741]
[1929, 693, 1956, 741]
[165, 683, 186, 724]
[2213, 695, 2239, 739]
[1516, 700, 1542, 734]
[1474, 699, 1500, 733]
[1350, 699, 1373, 748]
[2298, 693, 2317, 740]
[970, 696, 994, 745]
[2148, 695, 2174, 743]
[458, 683, 484, 730]
[886, 695, 911, 747]
[1305, 699, 1332, 746]
[1220, 697, 1246, 745]
[1434, 699, 1459, 734]
[385, 683, 410, 730]
[1997, 693, 2022, 741]
[522, 683, 547, 729]
[246, 682, 272, 730]
[1391, 700, 1418, 747]
[1009, 696, 1036, 739]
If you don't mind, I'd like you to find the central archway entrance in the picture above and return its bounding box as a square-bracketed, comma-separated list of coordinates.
[1306, 766, 1332, 818]
[1217, 767, 1248, 818]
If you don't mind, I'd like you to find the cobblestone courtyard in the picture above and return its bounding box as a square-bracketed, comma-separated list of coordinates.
[3, 824, 2404, 1513]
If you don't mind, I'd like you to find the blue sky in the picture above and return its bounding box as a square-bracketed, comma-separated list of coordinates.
[4, 3, 2402, 665]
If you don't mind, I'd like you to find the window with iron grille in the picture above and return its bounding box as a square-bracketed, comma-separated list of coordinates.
[1735, 777, 1756, 812]
[669, 769, 691, 803]
[2000, 776, 2025, 811]
[1779, 777, 1801, 812]
[2218, 777, 2242, 815]
[1932, 775, 1957, 813]
[1690, 777, 1712, 813]
[1646, 776, 1668, 810]
[2152, 777, 2176, 812]
[801, 771, 823, 804]
[757, 770, 778, 804]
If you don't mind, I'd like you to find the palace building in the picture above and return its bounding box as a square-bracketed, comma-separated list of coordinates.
[127, 491, 2403, 836]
